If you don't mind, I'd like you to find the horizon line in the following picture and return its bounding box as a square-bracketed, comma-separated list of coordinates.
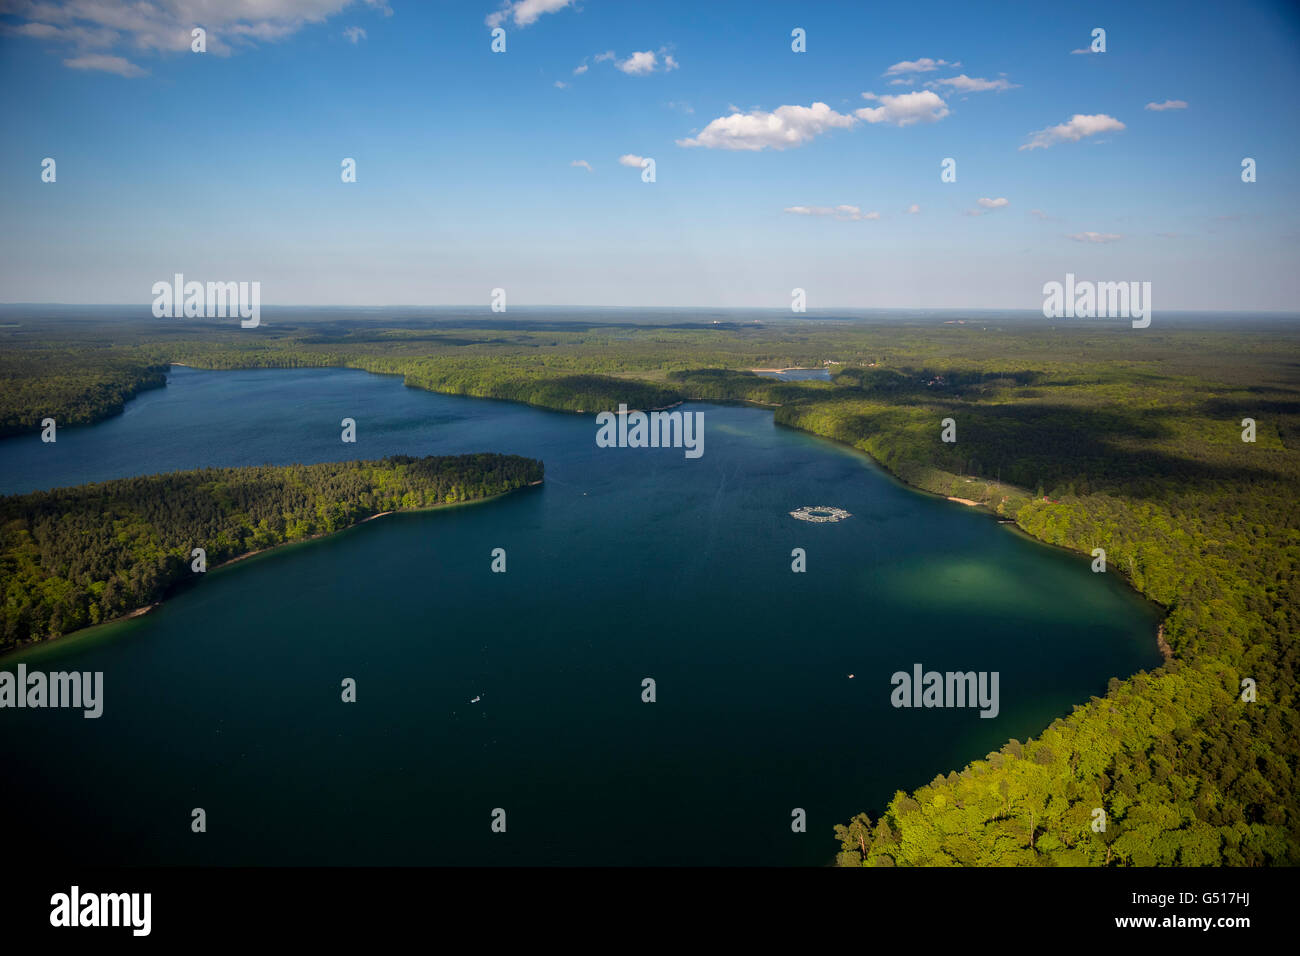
[3, 302, 1300, 317]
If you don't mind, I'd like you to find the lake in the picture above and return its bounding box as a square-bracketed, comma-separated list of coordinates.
[753, 368, 833, 381]
[0, 366, 1162, 865]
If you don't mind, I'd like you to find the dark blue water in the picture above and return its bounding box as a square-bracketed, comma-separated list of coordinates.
[0, 366, 1163, 865]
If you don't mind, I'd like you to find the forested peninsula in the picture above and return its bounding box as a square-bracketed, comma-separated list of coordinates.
[0, 453, 543, 649]
[1, 314, 1295, 866]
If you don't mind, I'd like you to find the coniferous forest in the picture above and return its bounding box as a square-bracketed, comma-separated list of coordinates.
[0, 452, 542, 648]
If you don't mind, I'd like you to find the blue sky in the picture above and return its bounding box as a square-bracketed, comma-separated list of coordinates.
[2, 0, 1298, 310]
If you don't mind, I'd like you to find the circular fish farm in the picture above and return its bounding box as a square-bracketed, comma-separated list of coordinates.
[788, 506, 852, 523]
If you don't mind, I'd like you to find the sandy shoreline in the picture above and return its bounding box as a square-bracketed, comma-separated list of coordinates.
[205, 509, 397, 574]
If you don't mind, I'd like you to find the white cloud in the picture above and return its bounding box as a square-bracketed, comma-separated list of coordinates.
[571, 160, 593, 172]
[785, 205, 880, 222]
[62, 53, 147, 76]
[977, 197, 1009, 209]
[965, 197, 1010, 217]
[12, 21, 112, 46]
[927, 74, 1018, 93]
[883, 57, 959, 76]
[573, 63, 588, 75]
[680, 91, 950, 150]
[856, 90, 950, 126]
[1019, 113, 1125, 150]
[1145, 99, 1188, 111]
[1066, 231, 1123, 243]
[7, 0, 390, 63]
[906, 204, 920, 214]
[618, 154, 647, 167]
[486, 0, 575, 29]
[1030, 208, 1050, 220]
[554, 80, 567, 88]
[677, 102, 856, 150]
[343, 26, 366, 44]
[614, 48, 678, 75]
[617, 50, 658, 75]
[887, 77, 914, 86]
[593, 50, 615, 62]
[11, 22, 60, 39]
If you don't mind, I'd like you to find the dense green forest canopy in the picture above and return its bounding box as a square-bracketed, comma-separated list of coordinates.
[0, 311, 1296, 865]
[0, 452, 542, 648]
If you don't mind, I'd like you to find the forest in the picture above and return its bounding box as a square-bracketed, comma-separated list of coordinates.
[0, 452, 542, 648]
[0, 311, 1295, 865]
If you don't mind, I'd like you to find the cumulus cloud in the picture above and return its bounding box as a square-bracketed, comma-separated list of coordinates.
[679, 90, 951, 150]
[1020, 113, 1125, 150]
[856, 90, 950, 126]
[573, 63, 588, 75]
[1145, 99, 1188, 111]
[618, 154, 648, 167]
[593, 50, 615, 62]
[677, 102, 856, 150]
[1066, 231, 1123, 243]
[571, 160, 593, 172]
[62, 53, 147, 76]
[614, 48, 679, 75]
[486, 0, 575, 29]
[617, 50, 657, 75]
[785, 205, 880, 222]
[343, 26, 366, 43]
[926, 74, 1018, 93]
[883, 57, 959, 75]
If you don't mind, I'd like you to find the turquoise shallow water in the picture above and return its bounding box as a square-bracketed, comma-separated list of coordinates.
[0, 366, 1162, 865]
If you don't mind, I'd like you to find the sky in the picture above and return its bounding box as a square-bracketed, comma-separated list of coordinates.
[1, 0, 1298, 311]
